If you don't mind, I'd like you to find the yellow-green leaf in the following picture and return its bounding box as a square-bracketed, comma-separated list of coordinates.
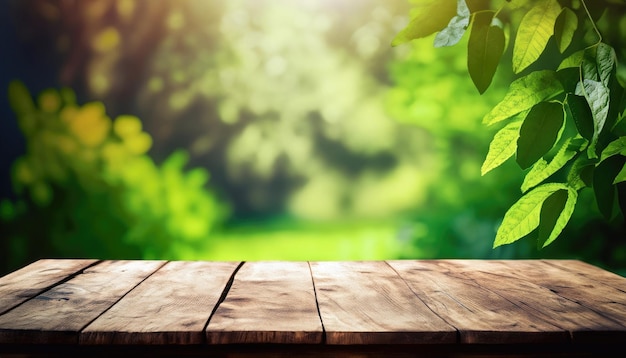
[557, 49, 584, 71]
[468, 11, 506, 94]
[482, 116, 524, 175]
[483, 70, 563, 125]
[505, 0, 534, 10]
[494, 183, 568, 247]
[567, 156, 595, 190]
[512, 0, 561, 73]
[392, 0, 456, 46]
[614, 163, 626, 184]
[521, 137, 582, 192]
[600, 137, 626, 162]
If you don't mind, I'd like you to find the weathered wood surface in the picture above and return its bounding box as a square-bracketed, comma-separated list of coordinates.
[388, 260, 568, 344]
[310, 261, 456, 344]
[0, 260, 164, 344]
[392, 260, 626, 343]
[0, 259, 97, 315]
[446, 260, 626, 341]
[1, 259, 626, 354]
[81, 261, 240, 345]
[207, 261, 322, 344]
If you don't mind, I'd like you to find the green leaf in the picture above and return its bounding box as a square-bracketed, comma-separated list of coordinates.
[482, 116, 524, 175]
[556, 67, 580, 94]
[553, 7, 577, 53]
[512, 0, 561, 73]
[606, 54, 623, 133]
[567, 156, 595, 190]
[614, 114, 626, 138]
[517, 101, 565, 169]
[593, 156, 625, 220]
[494, 183, 569, 247]
[595, 43, 616, 88]
[579, 45, 618, 141]
[582, 51, 599, 83]
[566, 94, 594, 141]
[434, 0, 470, 48]
[557, 50, 584, 71]
[576, 79, 610, 157]
[614, 163, 626, 184]
[484, 70, 563, 125]
[600, 136, 626, 162]
[392, 0, 457, 46]
[521, 137, 580, 192]
[467, 11, 506, 94]
[537, 187, 577, 248]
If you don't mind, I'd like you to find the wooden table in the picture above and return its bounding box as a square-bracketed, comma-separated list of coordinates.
[0, 259, 625, 357]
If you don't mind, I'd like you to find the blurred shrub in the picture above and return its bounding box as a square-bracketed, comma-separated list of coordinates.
[1, 81, 227, 274]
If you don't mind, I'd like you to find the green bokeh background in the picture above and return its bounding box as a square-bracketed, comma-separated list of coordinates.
[1, 0, 624, 276]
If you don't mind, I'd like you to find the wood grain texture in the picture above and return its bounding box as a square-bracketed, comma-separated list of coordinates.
[0, 260, 164, 344]
[1, 259, 626, 352]
[546, 260, 626, 292]
[81, 261, 240, 345]
[446, 260, 626, 343]
[0, 259, 97, 315]
[310, 261, 456, 345]
[388, 260, 569, 344]
[206, 261, 323, 344]
[417, 260, 626, 343]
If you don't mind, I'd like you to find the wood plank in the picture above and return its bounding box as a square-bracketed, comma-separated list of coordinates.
[546, 260, 626, 292]
[388, 260, 568, 344]
[0, 260, 164, 344]
[0, 259, 97, 315]
[81, 261, 240, 345]
[421, 260, 626, 343]
[206, 261, 323, 344]
[310, 261, 456, 345]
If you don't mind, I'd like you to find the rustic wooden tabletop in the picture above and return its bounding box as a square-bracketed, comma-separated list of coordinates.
[0, 259, 625, 357]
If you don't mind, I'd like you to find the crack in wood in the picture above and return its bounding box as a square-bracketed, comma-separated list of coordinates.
[77, 261, 169, 336]
[202, 260, 245, 340]
[307, 261, 327, 344]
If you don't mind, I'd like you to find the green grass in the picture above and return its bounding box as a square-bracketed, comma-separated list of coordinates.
[187, 219, 410, 261]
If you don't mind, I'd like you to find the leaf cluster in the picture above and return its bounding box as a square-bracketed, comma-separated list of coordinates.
[394, 0, 626, 249]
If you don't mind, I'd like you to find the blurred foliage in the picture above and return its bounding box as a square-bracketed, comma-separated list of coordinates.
[136, 0, 434, 221]
[386, 34, 535, 259]
[9, 0, 437, 221]
[2, 0, 626, 276]
[0, 81, 227, 274]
